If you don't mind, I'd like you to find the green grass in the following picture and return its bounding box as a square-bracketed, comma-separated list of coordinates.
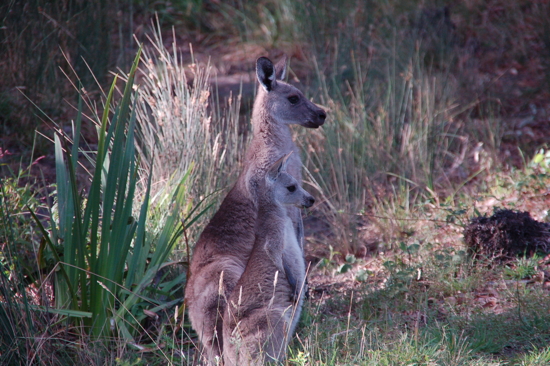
[1, 48, 207, 364]
[292, 243, 550, 366]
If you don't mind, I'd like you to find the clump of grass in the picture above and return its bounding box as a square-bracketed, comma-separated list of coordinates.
[514, 345, 550, 366]
[0, 48, 204, 365]
[134, 20, 247, 241]
[504, 255, 540, 280]
[302, 48, 473, 254]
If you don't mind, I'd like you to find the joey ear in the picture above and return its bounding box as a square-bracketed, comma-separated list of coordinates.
[267, 152, 292, 181]
[280, 151, 292, 170]
[256, 57, 277, 92]
[274, 55, 288, 81]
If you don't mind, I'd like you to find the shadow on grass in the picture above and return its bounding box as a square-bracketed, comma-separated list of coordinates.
[297, 272, 550, 365]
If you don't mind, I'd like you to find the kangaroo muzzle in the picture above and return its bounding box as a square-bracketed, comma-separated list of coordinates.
[304, 107, 327, 128]
[301, 195, 315, 208]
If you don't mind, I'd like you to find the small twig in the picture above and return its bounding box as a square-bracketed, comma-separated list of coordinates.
[183, 222, 191, 289]
[359, 212, 461, 226]
[330, 328, 357, 344]
[345, 291, 354, 348]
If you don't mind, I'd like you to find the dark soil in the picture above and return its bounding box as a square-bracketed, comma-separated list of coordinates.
[464, 208, 550, 260]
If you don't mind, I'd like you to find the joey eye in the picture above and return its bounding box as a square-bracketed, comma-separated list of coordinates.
[287, 185, 297, 192]
[287, 95, 299, 104]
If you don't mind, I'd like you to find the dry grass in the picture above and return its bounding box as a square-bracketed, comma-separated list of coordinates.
[133, 21, 248, 243]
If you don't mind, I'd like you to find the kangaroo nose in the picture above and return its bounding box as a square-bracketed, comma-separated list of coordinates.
[305, 196, 315, 208]
[318, 110, 326, 121]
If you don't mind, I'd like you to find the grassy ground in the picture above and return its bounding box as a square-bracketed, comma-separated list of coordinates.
[1, 0, 550, 365]
[299, 163, 550, 365]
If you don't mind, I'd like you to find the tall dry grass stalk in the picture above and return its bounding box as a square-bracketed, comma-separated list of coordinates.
[134, 22, 247, 240]
[301, 48, 487, 253]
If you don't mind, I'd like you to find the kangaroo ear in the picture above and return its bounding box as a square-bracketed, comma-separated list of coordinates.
[274, 55, 288, 81]
[256, 57, 277, 92]
[281, 151, 292, 170]
[267, 152, 292, 181]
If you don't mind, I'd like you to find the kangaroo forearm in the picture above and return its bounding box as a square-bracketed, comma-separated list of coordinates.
[283, 259, 299, 300]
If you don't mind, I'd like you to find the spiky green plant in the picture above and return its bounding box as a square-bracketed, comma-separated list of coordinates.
[29, 49, 204, 343]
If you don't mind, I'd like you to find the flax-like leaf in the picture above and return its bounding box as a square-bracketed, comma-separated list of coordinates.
[54, 134, 79, 308]
[148, 213, 179, 267]
[90, 48, 142, 337]
[85, 76, 117, 272]
[28, 208, 77, 306]
[63, 138, 88, 311]
[148, 298, 182, 313]
[126, 158, 153, 290]
[86, 77, 118, 337]
[70, 88, 82, 171]
[111, 101, 139, 285]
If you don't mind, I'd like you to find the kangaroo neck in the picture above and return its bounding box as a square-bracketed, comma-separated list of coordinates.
[258, 198, 283, 220]
[256, 200, 286, 240]
[243, 114, 296, 193]
[249, 113, 295, 156]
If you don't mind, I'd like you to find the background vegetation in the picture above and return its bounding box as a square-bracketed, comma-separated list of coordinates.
[1, 0, 550, 364]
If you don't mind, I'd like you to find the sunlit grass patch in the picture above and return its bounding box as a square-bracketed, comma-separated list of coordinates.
[298, 240, 550, 365]
[133, 21, 248, 243]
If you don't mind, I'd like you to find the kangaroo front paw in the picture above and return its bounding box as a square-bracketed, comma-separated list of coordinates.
[282, 261, 300, 302]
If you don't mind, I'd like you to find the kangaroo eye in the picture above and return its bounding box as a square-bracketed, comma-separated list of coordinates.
[287, 185, 296, 192]
[287, 95, 299, 104]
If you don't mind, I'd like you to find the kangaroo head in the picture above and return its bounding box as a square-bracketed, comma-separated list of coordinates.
[255, 56, 326, 129]
[264, 153, 315, 209]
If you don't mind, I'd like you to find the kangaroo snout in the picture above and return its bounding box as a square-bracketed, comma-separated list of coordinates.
[302, 195, 315, 208]
[304, 107, 327, 128]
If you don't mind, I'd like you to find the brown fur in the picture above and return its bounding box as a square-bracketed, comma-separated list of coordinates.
[185, 56, 326, 363]
[223, 155, 315, 366]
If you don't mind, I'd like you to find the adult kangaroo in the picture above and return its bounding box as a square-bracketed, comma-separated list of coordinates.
[185, 56, 326, 363]
[223, 154, 315, 366]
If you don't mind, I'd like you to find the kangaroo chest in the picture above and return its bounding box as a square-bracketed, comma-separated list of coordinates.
[282, 216, 306, 281]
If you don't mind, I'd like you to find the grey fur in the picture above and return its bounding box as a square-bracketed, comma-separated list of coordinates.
[185, 56, 326, 363]
[223, 154, 315, 366]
